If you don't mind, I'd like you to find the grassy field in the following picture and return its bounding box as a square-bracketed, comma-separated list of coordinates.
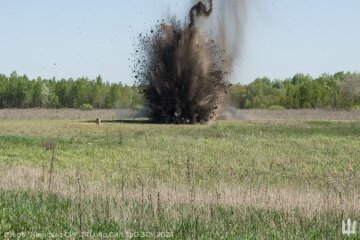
[0, 110, 360, 239]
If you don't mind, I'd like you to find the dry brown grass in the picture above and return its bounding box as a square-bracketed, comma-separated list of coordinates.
[0, 109, 138, 120]
[1, 108, 360, 121]
[224, 108, 360, 121]
[1, 165, 359, 218]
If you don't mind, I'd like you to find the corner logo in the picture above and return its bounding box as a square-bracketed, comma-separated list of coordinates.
[342, 219, 357, 236]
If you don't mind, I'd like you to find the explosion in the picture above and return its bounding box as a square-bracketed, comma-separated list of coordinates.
[133, 0, 243, 124]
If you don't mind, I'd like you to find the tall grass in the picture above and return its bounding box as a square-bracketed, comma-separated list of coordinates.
[1, 189, 353, 239]
[0, 117, 359, 238]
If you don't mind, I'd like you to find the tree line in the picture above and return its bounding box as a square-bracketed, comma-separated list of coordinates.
[1, 71, 359, 110]
[228, 72, 360, 110]
[0, 72, 142, 109]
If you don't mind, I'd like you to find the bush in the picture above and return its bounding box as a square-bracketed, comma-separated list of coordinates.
[268, 105, 286, 110]
[258, 103, 267, 109]
[132, 104, 144, 111]
[80, 103, 94, 111]
[352, 105, 360, 110]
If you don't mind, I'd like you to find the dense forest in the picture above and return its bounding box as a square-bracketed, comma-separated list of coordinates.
[0, 71, 359, 110]
[0, 72, 142, 109]
[229, 72, 360, 110]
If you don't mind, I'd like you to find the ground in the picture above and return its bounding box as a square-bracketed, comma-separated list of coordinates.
[0, 109, 359, 239]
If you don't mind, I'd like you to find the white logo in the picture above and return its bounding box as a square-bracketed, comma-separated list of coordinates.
[342, 219, 357, 236]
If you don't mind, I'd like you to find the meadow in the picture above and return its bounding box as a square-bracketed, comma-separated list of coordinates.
[0, 109, 360, 239]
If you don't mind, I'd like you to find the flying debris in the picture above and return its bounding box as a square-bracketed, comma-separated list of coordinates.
[132, 0, 243, 124]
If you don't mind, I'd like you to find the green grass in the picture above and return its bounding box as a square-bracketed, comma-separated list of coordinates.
[0, 120, 359, 187]
[0, 190, 354, 240]
[0, 119, 359, 238]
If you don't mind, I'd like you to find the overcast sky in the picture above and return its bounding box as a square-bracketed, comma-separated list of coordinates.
[0, 0, 359, 84]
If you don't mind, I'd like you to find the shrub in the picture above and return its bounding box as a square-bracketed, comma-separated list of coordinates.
[258, 103, 267, 109]
[132, 104, 143, 111]
[268, 105, 286, 110]
[352, 105, 360, 110]
[80, 103, 94, 111]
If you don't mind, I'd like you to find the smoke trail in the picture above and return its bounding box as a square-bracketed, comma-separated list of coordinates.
[203, 0, 247, 73]
[189, 1, 213, 27]
[133, 0, 244, 124]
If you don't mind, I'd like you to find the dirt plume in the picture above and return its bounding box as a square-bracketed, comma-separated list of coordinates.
[133, 0, 245, 124]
